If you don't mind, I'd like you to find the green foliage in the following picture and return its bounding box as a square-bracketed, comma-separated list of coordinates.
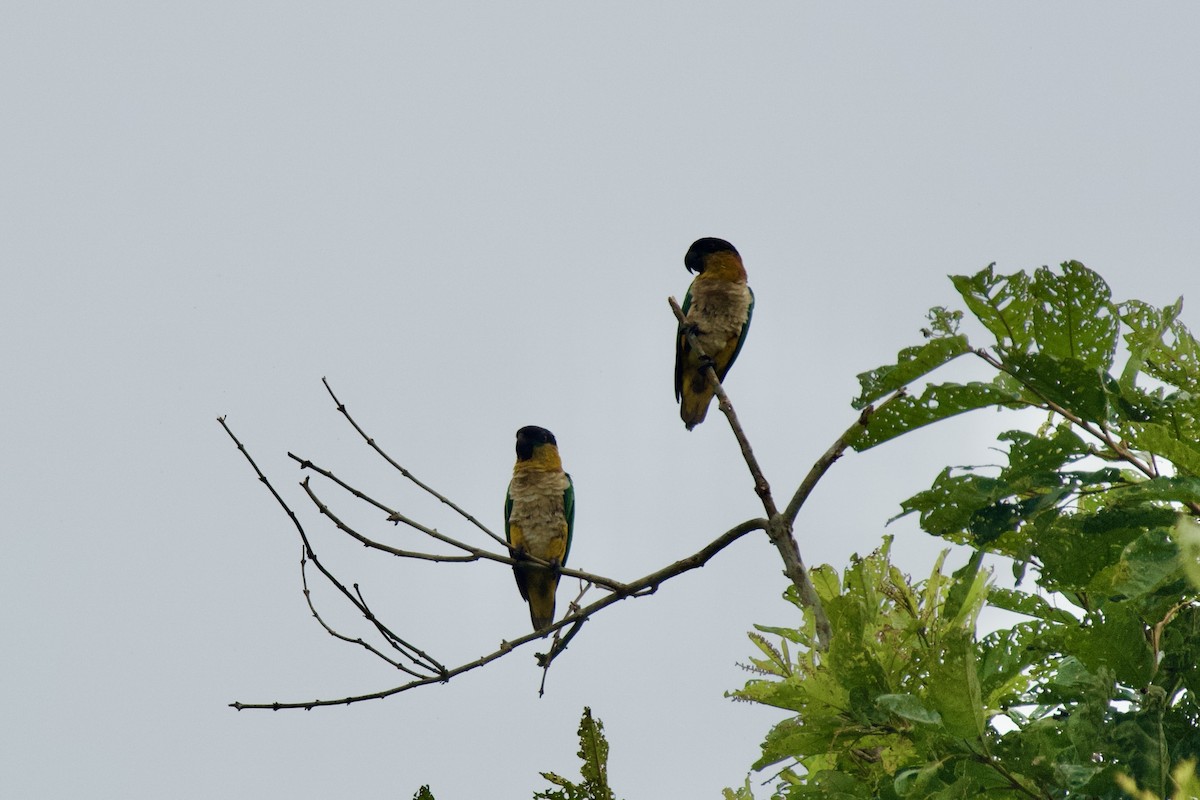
[1117, 760, 1200, 800]
[732, 263, 1200, 799]
[412, 786, 435, 800]
[535, 707, 620, 800]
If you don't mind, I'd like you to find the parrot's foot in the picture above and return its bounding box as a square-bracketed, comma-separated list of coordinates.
[697, 354, 716, 371]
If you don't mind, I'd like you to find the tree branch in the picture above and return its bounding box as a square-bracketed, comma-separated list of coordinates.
[538, 580, 594, 697]
[218, 417, 445, 678]
[971, 349, 1200, 516]
[670, 296, 832, 651]
[782, 389, 907, 527]
[292, 453, 630, 593]
[669, 297, 776, 512]
[321, 377, 510, 551]
[229, 517, 768, 709]
[298, 547, 430, 678]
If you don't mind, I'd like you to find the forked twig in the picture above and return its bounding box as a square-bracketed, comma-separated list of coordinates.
[299, 548, 429, 678]
[321, 378, 510, 550]
[218, 417, 445, 678]
[538, 580, 593, 697]
[229, 517, 767, 709]
[293, 453, 630, 592]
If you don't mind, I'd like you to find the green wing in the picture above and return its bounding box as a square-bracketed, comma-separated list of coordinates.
[673, 284, 695, 401]
[504, 484, 514, 545]
[562, 474, 575, 567]
[718, 286, 754, 382]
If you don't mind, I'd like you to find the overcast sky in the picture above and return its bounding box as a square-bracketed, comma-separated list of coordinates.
[3, 4, 1199, 798]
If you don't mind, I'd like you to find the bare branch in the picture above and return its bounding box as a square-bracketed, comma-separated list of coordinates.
[299, 548, 429, 678]
[538, 580, 594, 697]
[669, 296, 832, 652]
[669, 296, 777, 513]
[218, 417, 445, 677]
[300, 474, 477, 562]
[230, 517, 768, 709]
[292, 452, 631, 593]
[321, 378, 510, 550]
[782, 389, 908, 526]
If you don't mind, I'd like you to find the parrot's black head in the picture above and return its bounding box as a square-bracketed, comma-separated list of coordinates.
[515, 425, 558, 461]
[685, 237, 739, 274]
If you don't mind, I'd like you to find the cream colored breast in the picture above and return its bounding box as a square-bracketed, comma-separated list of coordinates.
[688, 281, 751, 352]
[509, 469, 570, 557]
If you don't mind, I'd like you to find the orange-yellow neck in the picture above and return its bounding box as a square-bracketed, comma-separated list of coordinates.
[698, 251, 746, 282]
[514, 444, 562, 472]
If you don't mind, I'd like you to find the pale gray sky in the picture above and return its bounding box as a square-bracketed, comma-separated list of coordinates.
[3, 4, 1199, 798]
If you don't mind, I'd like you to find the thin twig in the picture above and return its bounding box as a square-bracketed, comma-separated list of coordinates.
[669, 296, 832, 651]
[299, 547, 429, 678]
[321, 378, 510, 550]
[538, 580, 593, 697]
[301, 475, 477, 562]
[294, 455, 630, 592]
[782, 389, 908, 526]
[230, 517, 768, 709]
[669, 297, 776, 512]
[218, 417, 445, 677]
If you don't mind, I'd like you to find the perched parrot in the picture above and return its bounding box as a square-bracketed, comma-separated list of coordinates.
[674, 237, 754, 430]
[505, 425, 575, 633]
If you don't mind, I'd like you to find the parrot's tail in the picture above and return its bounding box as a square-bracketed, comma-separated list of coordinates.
[679, 373, 716, 430]
[523, 566, 559, 634]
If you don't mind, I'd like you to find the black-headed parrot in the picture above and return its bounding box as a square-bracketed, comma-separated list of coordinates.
[674, 237, 754, 430]
[505, 425, 575, 633]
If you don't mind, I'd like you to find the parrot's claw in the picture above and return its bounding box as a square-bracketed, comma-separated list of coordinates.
[697, 354, 716, 371]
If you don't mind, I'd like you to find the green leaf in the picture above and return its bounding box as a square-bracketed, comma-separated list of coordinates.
[921, 628, 984, 739]
[854, 382, 1022, 450]
[1118, 297, 1184, 392]
[1120, 297, 1200, 394]
[986, 587, 1079, 625]
[894, 469, 1000, 537]
[721, 779, 756, 800]
[1113, 714, 1171, 797]
[1029, 262, 1120, 370]
[926, 306, 963, 337]
[1129, 423, 1200, 476]
[1173, 516, 1200, 590]
[893, 761, 949, 797]
[853, 335, 971, 409]
[999, 426, 1090, 480]
[1115, 477, 1200, 505]
[943, 549, 990, 629]
[875, 693, 943, 726]
[535, 708, 618, 800]
[977, 621, 1060, 708]
[1034, 509, 1158, 592]
[576, 708, 614, 799]
[745, 632, 791, 677]
[951, 265, 1035, 351]
[1005, 351, 1111, 423]
[1068, 605, 1153, 687]
[1089, 529, 1182, 601]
